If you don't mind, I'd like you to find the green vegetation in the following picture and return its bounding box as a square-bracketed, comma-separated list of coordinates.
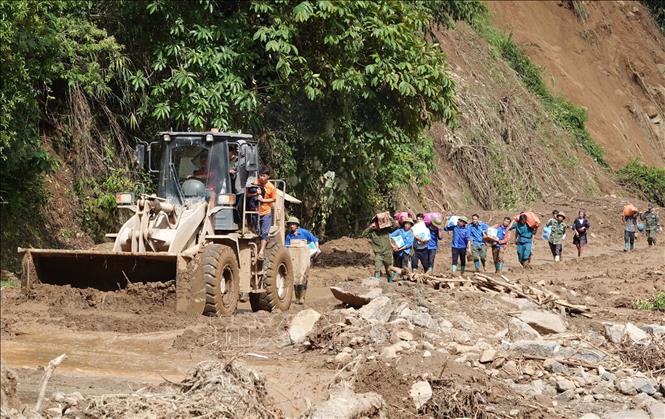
[472, 12, 608, 167]
[633, 292, 665, 311]
[642, 0, 665, 34]
[616, 160, 665, 206]
[0, 0, 487, 252]
[0, 279, 19, 288]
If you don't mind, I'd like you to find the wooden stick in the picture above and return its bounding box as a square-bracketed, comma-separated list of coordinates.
[35, 353, 67, 412]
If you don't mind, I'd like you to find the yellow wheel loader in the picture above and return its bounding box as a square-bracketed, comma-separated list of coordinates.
[19, 131, 310, 315]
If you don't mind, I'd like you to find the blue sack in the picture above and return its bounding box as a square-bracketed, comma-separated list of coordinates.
[542, 225, 552, 241]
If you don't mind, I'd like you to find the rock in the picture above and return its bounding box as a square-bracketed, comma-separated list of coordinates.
[625, 323, 651, 345]
[53, 392, 66, 403]
[557, 378, 576, 392]
[634, 377, 658, 395]
[508, 318, 541, 341]
[334, 349, 354, 365]
[518, 311, 566, 334]
[645, 400, 665, 419]
[641, 324, 665, 338]
[358, 296, 394, 323]
[422, 341, 435, 351]
[604, 323, 625, 344]
[423, 350, 432, 358]
[543, 358, 568, 374]
[509, 409, 520, 417]
[573, 350, 604, 364]
[579, 414, 601, 419]
[438, 319, 453, 329]
[503, 360, 519, 376]
[511, 340, 560, 358]
[479, 349, 497, 363]
[410, 312, 434, 329]
[451, 329, 472, 344]
[410, 381, 432, 410]
[308, 382, 384, 419]
[616, 378, 637, 395]
[289, 309, 321, 344]
[381, 341, 411, 360]
[46, 408, 63, 418]
[554, 389, 576, 401]
[396, 330, 413, 341]
[601, 409, 650, 419]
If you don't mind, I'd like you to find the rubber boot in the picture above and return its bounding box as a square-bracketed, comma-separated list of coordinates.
[460, 266, 466, 274]
[373, 271, 381, 279]
[451, 265, 457, 273]
[624, 242, 629, 252]
[494, 263, 501, 273]
[498, 262, 503, 272]
[387, 272, 397, 283]
[554, 255, 560, 262]
[474, 260, 480, 272]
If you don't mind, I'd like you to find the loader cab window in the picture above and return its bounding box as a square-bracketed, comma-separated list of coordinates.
[158, 139, 232, 204]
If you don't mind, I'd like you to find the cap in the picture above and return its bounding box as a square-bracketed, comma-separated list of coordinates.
[286, 216, 300, 225]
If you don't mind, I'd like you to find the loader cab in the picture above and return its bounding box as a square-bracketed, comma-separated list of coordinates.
[152, 131, 258, 231]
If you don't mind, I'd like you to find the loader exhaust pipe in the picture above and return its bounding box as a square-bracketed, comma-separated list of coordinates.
[20, 248, 177, 291]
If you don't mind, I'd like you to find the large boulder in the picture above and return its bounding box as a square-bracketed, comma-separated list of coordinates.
[306, 382, 384, 419]
[288, 309, 321, 344]
[517, 311, 566, 335]
[409, 381, 432, 410]
[508, 318, 541, 341]
[358, 296, 394, 323]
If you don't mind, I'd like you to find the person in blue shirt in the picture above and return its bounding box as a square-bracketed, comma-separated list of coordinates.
[468, 214, 489, 272]
[411, 213, 431, 273]
[390, 217, 415, 274]
[491, 217, 511, 273]
[443, 216, 470, 274]
[509, 213, 536, 268]
[427, 215, 445, 274]
[285, 216, 320, 256]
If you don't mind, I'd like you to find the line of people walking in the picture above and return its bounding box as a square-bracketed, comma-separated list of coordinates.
[365, 205, 661, 282]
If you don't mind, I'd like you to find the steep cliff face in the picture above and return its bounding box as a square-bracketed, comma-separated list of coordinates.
[488, 0, 665, 169]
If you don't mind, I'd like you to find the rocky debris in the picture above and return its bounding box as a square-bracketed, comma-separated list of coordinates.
[633, 377, 658, 395]
[601, 409, 650, 419]
[544, 358, 568, 374]
[289, 309, 322, 344]
[306, 382, 384, 419]
[0, 364, 21, 415]
[615, 378, 637, 396]
[579, 414, 601, 419]
[381, 341, 412, 360]
[410, 381, 432, 410]
[74, 360, 280, 418]
[330, 286, 382, 308]
[334, 347, 354, 365]
[507, 318, 541, 341]
[556, 378, 576, 392]
[395, 330, 413, 341]
[358, 296, 393, 322]
[641, 324, 665, 338]
[517, 310, 566, 335]
[604, 323, 625, 344]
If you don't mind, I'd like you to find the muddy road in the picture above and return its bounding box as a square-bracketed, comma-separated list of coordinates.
[1, 197, 664, 418]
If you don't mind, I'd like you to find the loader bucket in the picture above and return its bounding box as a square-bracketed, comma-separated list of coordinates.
[20, 249, 177, 291]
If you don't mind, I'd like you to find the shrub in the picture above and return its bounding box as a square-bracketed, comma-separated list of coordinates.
[616, 160, 665, 207]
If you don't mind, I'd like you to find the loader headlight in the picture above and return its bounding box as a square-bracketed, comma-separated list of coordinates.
[217, 194, 236, 206]
[115, 192, 135, 205]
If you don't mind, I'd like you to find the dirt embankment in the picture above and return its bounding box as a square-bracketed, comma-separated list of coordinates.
[488, 0, 665, 169]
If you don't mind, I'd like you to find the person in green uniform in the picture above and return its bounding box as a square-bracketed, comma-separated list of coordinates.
[546, 212, 567, 262]
[363, 214, 398, 282]
[641, 206, 662, 246]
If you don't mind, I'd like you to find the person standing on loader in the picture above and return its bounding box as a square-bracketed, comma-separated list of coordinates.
[427, 215, 444, 274]
[390, 217, 415, 273]
[252, 167, 277, 260]
[572, 209, 591, 257]
[546, 212, 567, 262]
[364, 214, 398, 282]
[510, 213, 535, 268]
[491, 217, 511, 273]
[623, 210, 639, 252]
[469, 214, 489, 272]
[641, 206, 662, 246]
[444, 216, 470, 274]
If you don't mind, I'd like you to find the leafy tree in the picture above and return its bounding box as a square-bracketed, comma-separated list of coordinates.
[109, 0, 475, 233]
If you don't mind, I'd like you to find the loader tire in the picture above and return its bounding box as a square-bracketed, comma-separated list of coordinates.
[201, 244, 240, 316]
[249, 244, 293, 312]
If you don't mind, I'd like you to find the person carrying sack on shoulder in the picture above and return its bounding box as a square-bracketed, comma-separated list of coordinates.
[363, 213, 398, 282]
[509, 213, 536, 268]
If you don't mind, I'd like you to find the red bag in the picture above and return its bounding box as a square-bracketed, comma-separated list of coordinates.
[623, 204, 638, 217]
[514, 212, 540, 229]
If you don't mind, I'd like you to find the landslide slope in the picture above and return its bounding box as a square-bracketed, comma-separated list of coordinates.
[488, 1, 665, 169]
[397, 22, 619, 212]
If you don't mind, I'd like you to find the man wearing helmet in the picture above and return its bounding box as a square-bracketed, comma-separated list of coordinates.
[285, 216, 320, 256]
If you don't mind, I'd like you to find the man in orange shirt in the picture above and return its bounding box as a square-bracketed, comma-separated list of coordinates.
[252, 167, 277, 260]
